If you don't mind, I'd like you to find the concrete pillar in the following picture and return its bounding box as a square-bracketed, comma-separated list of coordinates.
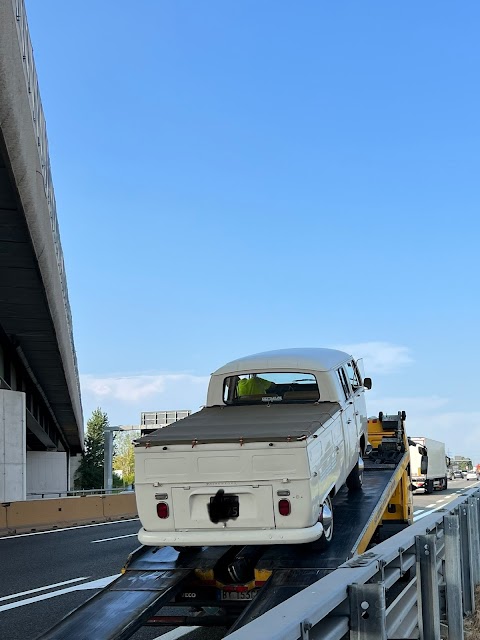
[0, 389, 26, 502]
[69, 453, 81, 491]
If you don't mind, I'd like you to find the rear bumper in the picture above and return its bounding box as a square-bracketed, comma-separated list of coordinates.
[138, 522, 324, 547]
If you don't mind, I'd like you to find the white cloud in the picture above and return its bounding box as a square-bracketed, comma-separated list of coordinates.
[80, 373, 210, 428]
[81, 373, 209, 404]
[336, 341, 413, 374]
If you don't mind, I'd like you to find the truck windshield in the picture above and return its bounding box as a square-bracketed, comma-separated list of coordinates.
[223, 372, 319, 405]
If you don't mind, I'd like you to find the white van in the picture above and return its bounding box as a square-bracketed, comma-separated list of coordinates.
[135, 348, 371, 547]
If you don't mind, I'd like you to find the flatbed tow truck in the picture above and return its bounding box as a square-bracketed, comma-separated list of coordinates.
[40, 412, 413, 640]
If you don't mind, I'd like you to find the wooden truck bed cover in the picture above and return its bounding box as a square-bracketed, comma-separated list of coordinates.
[135, 402, 341, 446]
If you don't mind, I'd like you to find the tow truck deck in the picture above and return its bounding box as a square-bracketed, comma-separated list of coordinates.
[40, 413, 412, 640]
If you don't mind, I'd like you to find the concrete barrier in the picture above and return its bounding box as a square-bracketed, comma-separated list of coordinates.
[0, 504, 7, 534]
[0, 494, 139, 536]
[3, 495, 109, 534]
[102, 493, 137, 520]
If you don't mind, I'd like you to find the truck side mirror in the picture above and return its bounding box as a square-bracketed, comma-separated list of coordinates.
[421, 455, 428, 475]
[363, 377, 372, 390]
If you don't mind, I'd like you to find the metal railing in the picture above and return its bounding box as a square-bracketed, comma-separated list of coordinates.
[26, 488, 134, 500]
[10, 0, 80, 395]
[228, 488, 480, 639]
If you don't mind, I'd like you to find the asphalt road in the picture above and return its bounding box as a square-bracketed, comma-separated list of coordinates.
[1, 480, 478, 640]
[412, 476, 480, 520]
[0, 518, 224, 640]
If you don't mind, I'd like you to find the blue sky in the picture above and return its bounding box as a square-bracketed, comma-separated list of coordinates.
[25, 2, 480, 460]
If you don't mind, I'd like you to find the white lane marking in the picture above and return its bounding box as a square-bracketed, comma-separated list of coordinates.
[436, 499, 445, 503]
[0, 574, 120, 612]
[91, 534, 137, 544]
[0, 576, 89, 602]
[153, 627, 200, 640]
[414, 506, 444, 522]
[413, 491, 471, 522]
[0, 518, 139, 540]
[426, 503, 436, 508]
[414, 509, 425, 515]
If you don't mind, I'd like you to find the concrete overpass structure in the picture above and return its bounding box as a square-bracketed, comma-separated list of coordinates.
[0, 0, 83, 500]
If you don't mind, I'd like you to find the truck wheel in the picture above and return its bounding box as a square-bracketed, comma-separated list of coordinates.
[346, 458, 363, 491]
[318, 496, 334, 549]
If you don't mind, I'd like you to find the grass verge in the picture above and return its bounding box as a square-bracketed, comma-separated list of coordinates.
[464, 586, 480, 640]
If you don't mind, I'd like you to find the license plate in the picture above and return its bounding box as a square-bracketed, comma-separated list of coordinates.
[208, 493, 239, 522]
[221, 590, 258, 601]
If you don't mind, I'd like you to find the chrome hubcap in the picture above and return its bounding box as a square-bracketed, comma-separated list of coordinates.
[320, 497, 333, 541]
[358, 456, 365, 473]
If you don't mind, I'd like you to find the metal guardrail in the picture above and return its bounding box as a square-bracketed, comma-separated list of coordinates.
[26, 488, 133, 499]
[228, 488, 480, 640]
[10, 0, 80, 394]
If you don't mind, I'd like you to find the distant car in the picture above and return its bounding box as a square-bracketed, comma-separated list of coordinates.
[453, 471, 463, 479]
[466, 471, 478, 481]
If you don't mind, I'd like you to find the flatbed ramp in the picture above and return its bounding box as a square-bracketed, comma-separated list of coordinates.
[39, 546, 229, 640]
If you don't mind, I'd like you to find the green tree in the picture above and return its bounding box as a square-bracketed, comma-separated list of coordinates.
[113, 432, 137, 487]
[75, 408, 109, 490]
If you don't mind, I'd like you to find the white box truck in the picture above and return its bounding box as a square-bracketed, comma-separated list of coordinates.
[409, 437, 448, 493]
[135, 348, 372, 548]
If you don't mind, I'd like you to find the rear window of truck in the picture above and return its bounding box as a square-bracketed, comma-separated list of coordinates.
[223, 372, 320, 405]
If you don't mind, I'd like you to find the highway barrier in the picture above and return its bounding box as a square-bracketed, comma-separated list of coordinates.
[228, 487, 480, 640]
[0, 503, 7, 531]
[102, 493, 138, 520]
[0, 493, 137, 535]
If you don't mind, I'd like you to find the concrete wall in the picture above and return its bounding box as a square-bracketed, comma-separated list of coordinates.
[0, 389, 26, 501]
[26, 451, 68, 496]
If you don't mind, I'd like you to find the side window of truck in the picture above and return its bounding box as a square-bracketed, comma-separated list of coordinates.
[337, 367, 351, 400]
[345, 361, 362, 390]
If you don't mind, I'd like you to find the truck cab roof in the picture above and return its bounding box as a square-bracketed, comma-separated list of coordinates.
[212, 348, 353, 375]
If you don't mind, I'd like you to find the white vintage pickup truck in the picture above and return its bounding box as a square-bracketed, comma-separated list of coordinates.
[135, 348, 371, 547]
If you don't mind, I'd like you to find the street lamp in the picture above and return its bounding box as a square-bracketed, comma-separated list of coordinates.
[103, 425, 122, 493]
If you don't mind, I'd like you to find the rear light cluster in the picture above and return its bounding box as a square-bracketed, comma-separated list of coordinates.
[156, 496, 292, 518]
[278, 499, 291, 516]
[156, 502, 169, 519]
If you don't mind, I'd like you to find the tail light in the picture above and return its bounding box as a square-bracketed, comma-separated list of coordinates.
[156, 502, 169, 519]
[278, 499, 291, 516]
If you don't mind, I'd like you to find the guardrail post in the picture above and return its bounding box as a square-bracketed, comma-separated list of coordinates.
[349, 582, 387, 640]
[459, 502, 475, 615]
[416, 534, 440, 640]
[468, 497, 480, 585]
[444, 515, 464, 640]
